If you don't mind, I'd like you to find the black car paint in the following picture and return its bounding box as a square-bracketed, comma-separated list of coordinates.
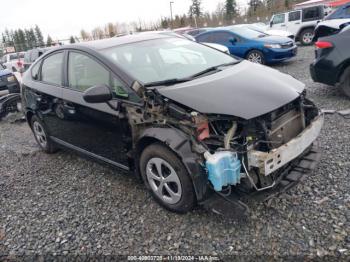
[310, 27, 350, 86]
[157, 60, 305, 120]
[22, 37, 212, 200]
[22, 34, 311, 202]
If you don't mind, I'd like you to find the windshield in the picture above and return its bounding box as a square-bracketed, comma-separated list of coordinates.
[100, 38, 238, 84]
[230, 26, 267, 38]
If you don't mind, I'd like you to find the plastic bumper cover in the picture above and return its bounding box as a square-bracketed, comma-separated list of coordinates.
[248, 114, 324, 176]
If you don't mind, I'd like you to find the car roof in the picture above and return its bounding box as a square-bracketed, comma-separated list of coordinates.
[71, 33, 172, 50]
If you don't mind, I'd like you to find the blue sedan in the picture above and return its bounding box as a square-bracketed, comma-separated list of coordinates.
[195, 25, 297, 64]
[0, 63, 19, 95]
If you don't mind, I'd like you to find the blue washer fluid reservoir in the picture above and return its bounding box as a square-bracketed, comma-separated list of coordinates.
[204, 151, 242, 192]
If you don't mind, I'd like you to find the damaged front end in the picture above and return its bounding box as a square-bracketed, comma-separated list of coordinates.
[123, 86, 323, 216]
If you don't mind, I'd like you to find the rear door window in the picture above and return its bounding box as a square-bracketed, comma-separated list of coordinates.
[302, 6, 323, 21]
[289, 11, 301, 21]
[41, 52, 64, 85]
[211, 32, 235, 45]
[196, 34, 212, 42]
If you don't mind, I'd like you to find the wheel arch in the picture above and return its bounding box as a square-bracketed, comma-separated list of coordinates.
[25, 110, 35, 126]
[337, 59, 350, 83]
[296, 26, 315, 39]
[135, 127, 208, 201]
[244, 48, 263, 58]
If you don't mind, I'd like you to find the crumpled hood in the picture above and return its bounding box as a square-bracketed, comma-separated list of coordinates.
[0, 69, 12, 77]
[157, 60, 305, 120]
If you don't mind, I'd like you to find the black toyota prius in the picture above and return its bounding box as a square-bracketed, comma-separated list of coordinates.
[22, 33, 323, 214]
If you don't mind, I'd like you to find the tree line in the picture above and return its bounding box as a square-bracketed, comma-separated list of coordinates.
[79, 0, 308, 40]
[1, 0, 311, 50]
[0, 25, 79, 54]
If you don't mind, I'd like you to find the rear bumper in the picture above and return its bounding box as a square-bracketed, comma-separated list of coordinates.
[310, 61, 338, 86]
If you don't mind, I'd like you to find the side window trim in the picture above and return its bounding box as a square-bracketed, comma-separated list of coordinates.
[37, 51, 65, 87]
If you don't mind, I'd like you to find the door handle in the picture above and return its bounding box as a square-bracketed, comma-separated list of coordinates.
[281, 24, 286, 27]
[295, 22, 300, 24]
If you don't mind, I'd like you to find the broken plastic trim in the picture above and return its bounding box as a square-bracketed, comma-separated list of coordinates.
[242, 157, 276, 192]
[247, 114, 324, 176]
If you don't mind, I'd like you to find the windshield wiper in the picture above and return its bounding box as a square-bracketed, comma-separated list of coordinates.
[144, 78, 191, 87]
[189, 61, 241, 79]
[144, 61, 240, 87]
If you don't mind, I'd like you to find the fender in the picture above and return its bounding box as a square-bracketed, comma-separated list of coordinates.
[137, 127, 208, 201]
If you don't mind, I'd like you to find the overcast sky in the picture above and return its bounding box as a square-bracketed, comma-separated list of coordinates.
[1, 0, 248, 40]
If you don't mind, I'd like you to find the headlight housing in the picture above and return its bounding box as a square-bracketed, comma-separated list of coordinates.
[7, 75, 16, 82]
[264, 43, 282, 49]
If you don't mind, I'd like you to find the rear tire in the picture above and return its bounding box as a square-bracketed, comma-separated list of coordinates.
[140, 143, 196, 213]
[339, 67, 350, 97]
[30, 115, 57, 154]
[300, 29, 314, 46]
[246, 50, 265, 65]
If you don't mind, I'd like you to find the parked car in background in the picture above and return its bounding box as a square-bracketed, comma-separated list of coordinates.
[0, 63, 20, 96]
[270, 5, 325, 45]
[24, 47, 53, 72]
[195, 25, 297, 64]
[313, 18, 350, 41]
[136, 30, 230, 54]
[22, 34, 322, 214]
[325, 2, 350, 20]
[173, 26, 193, 35]
[246, 23, 295, 39]
[185, 28, 212, 36]
[1, 52, 25, 73]
[310, 25, 350, 96]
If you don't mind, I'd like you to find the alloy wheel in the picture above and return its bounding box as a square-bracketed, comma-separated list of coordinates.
[302, 32, 314, 44]
[247, 52, 263, 64]
[33, 121, 47, 148]
[146, 157, 182, 204]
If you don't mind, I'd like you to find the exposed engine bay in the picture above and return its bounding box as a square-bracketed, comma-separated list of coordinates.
[121, 87, 323, 203]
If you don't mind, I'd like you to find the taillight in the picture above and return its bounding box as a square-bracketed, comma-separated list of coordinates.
[315, 41, 333, 49]
[17, 60, 23, 67]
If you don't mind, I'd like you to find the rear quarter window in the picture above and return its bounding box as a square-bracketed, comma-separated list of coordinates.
[31, 62, 41, 80]
[302, 6, 323, 21]
[41, 52, 64, 85]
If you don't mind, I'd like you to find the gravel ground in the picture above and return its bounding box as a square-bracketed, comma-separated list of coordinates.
[0, 46, 349, 259]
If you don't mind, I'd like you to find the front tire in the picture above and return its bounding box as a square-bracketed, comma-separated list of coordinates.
[300, 29, 314, 46]
[140, 143, 196, 213]
[30, 115, 57, 153]
[339, 67, 350, 97]
[246, 50, 265, 64]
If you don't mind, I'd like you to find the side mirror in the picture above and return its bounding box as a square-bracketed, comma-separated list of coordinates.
[83, 84, 113, 103]
[229, 37, 237, 44]
[269, 21, 273, 27]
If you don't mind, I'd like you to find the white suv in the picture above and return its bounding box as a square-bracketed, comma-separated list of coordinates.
[1, 52, 25, 73]
[270, 5, 326, 45]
